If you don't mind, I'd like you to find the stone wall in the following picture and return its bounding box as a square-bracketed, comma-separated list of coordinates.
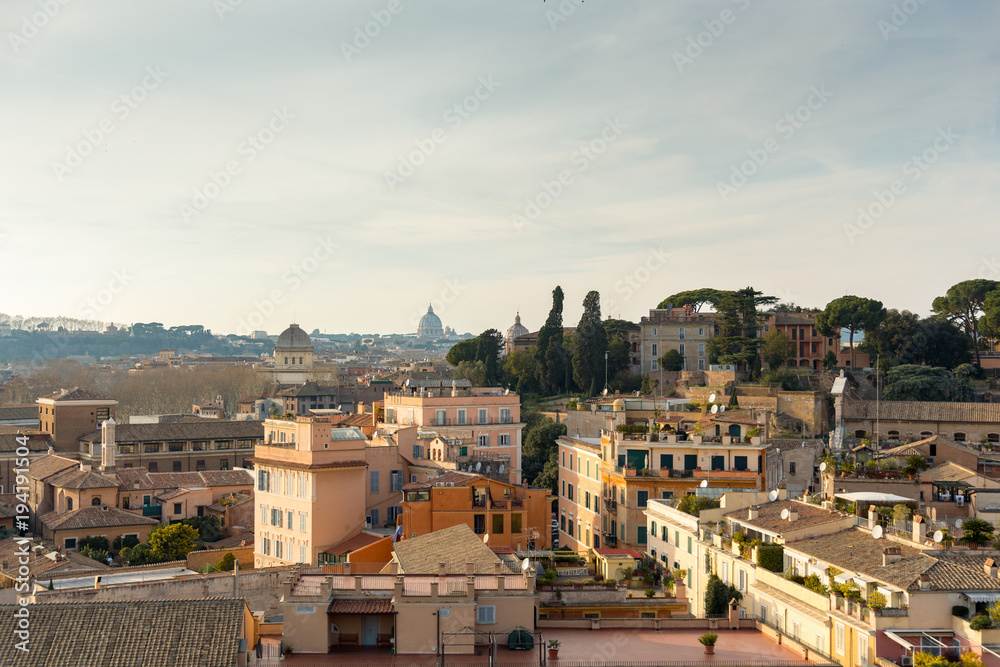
[29, 565, 294, 614]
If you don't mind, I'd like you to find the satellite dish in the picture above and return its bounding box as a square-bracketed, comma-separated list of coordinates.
[933, 530, 944, 543]
[476, 462, 482, 471]
[780, 509, 790, 520]
[709, 393, 717, 403]
[483, 534, 490, 544]
[467, 465, 473, 472]
[801, 442, 807, 448]
[720, 406, 727, 413]
[956, 519, 964, 529]
[486, 465, 491, 474]
[522, 559, 530, 572]
[700, 480, 708, 488]
[872, 525, 884, 539]
[819, 462, 828, 472]
[769, 490, 779, 502]
[711, 405, 719, 414]
[499, 465, 505, 474]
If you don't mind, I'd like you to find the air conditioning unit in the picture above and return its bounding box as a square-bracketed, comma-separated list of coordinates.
[901, 656, 913, 667]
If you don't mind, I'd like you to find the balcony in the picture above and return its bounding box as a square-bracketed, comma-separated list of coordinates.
[692, 469, 759, 480]
[603, 497, 617, 512]
[142, 504, 162, 518]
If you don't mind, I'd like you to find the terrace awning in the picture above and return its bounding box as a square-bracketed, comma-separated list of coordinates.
[966, 593, 1000, 604]
[835, 492, 913, 503]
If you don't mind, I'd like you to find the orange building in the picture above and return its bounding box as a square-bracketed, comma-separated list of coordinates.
[765, 312, 840, 370]
[399, 470, 551, 551]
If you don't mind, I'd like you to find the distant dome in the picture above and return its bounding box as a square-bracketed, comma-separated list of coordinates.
[505, 313, 528, 344]
[417, 305, 444, 338]
[276, 324, 313, 350]
[612, 399, 626, 412]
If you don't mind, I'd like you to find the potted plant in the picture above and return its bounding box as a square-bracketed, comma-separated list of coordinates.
[548, 639, 561, 660]
[699, 632, 718, 654]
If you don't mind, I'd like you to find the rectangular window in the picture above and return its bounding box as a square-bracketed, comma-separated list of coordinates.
[697, 359, 705, 370]
[734, 456, 748, 471]
[637, 526, 647, 545]
[435, 409, 446, 425]
[835, 624, 845, 655]
[511, 514, 522, 533]
[858, 634, 868, 666]
[220, 460, 229, 470]
[299, 545, 306, 563]
[721, 561, 728, 583]
[651, 520, 657, 536]
[499, 434, 510, 447]
[738, 569, 746, 591]
[651, 343, 658, 357]
[679, 327, 685, 340]
[684, 454, 698, 471]
[789, 462, 797, 475]
[173, 502, 182, 515]
[586, 460, 590, 476]
[637, 491, 648, 508]
[660, 454, 673, 469]
[457, 409, 466, 425]
[478, 408, 488, 424]
[474, 514, 486, 534]
[698, 343, 705, 357]
[148, 462, 158, 473]
[65, 537, 77, 550]
[390, 470, 402, 492]
[500, 408, 511, 424]
[678, 343, 685, 357]
[261, 506, 268, 524]
[287, 510, 293, 528]
[477, 605, 496, 624]
[567, 484, 574, 502]
[412, 445, 423, 459]
[370, 471, 380, 494]
[492, 514, 504, 534]
[478, 434, 489, 447]
[687, 536, 692, 554]
[258, 470, 268, 492]
[275, 540, 282, 559]
[370, 509, 379, 526]
[675, 530, 679, 546]
[585, 491, 591, 510]
[300, 513, 306, 531]
[172, 461, 182, 472]
[272, 508, 281, 527]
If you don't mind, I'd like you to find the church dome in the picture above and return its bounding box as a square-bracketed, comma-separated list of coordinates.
[417, 305, 444, 338]
[275, 323, 313, 350]
[505, 313, 528, 344]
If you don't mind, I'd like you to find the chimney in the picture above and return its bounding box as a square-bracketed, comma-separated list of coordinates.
[748, 507, 759, 520]
[985, 558, 998, 578]
[234, 559, 240, 597]
[912, 515, 926, 544]
[94, 576, 101, 589]
[883, 547, 902, 566]
[465, 562, 475, 576]
[100, 418, 116, 472]
[358, 402, 366, 415]
[918, 574, 930, 590]
[494, 563, 502, 575]
[438, 562, 446, 576]
[788, 511, 798, 523]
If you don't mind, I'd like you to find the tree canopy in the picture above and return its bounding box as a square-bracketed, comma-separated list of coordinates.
[882, 365, 974, 402]
[932, 279, 999, 368]
[708, 287, 776, 380]
[761, 330, 795, 370]
[148, 523, 200, 561]
[535, 286, 568, 394]
[657, 288, 728, 312]
[816, 296, 886, 368]
[571, 291, 608, 395]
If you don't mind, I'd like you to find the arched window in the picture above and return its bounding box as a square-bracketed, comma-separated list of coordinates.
[920, 431, 933, 439]
[66, 497, 73, 511]
[854, 430, 867, 439]
[299, 357, 303, 365]
[887, 430, 900, 440]
[284, 357, 288, 365]
[988, 433, 999, 444]
[953, 432, 967, 443]
[92, 496, 102, 506]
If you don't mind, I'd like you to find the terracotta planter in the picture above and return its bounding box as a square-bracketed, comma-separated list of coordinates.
[549, 649, 559, 660]
[704, 646, 715, 654]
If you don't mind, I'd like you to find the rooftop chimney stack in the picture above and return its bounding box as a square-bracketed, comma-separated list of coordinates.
[100, 418, 117, 472]
[919, 574, 930, 590]
[748, 507, 759, 520]
[788, 511, 798, 522]
[986, 558, 998, 578]
[882, 547, 902, 566]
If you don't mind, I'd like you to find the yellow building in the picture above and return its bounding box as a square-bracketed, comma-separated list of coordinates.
[252, 419, 369, 567]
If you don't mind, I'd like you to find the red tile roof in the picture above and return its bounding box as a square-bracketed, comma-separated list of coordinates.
[595, 548, 643, 559]
[325, 532, 384, 556]
[328, 599, 395, 614]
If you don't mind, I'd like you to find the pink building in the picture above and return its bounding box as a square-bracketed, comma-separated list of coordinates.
[382, 384, 524, 483]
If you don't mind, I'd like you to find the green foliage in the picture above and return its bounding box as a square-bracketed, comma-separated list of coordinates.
[535, 286, 568, 394]
[78, 535, 110, 553]
[761, 330, 795, 370]
[861, 309, 972, 370]
[953, 605, 969, 619]
[121, 542, 168, 566]
[802, 574, 828, 595]
[446, 337, 479, 367]
[892, 504, 913, 522]
[112, 534, 140, 551]
[932, 279, 1000, 368]
[659, 349, 684, 372]
[182, 515, 224, 543]
[960, 519, 995, 545]
[645, 588, 655, 598]
[823, 350, 838, 369]
[709, 287, 776, 380]
[970, 614, 994, 630]
[817, 295, 886, 368]
[658, 289, 728, 312]
[219, 552, 236, 572]
[476, 329, 503, 385]
[520, 410, 566, 492]
[698, 632, 719, 647]
[903, 455, 928, 476]
[78, 546, 109, 563]
[982, 286, 1000, 342]
[148, 523, 200, 561]
[677, 495, 720, 517]
[756, 545, 784, 573]
[883, 365, 972, 402]
[868, 591, 888, 610]
[571, 291, 608, 395]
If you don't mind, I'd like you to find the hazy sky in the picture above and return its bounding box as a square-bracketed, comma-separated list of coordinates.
[1, 1, 998, 337]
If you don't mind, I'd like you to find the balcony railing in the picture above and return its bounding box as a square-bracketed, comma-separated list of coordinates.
[603, 497, 617, 512]
[142, 505, 162, 517]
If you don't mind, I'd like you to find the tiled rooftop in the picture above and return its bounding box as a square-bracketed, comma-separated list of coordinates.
[727, 500, 847, 534]
[40, 506, 161, 531]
